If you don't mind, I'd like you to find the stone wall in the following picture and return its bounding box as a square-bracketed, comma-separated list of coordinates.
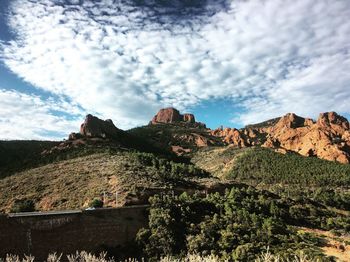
[0, 206, 148, 259]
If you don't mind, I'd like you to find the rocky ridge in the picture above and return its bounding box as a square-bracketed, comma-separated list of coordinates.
[211, 112, 350, 164]
[48, 109, 350, 164]
[151, 107, 206, 128]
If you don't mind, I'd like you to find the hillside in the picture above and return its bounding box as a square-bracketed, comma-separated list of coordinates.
[0, 148, 224, 212]
[192, 146, 350, 210]
[0, 140, 59, 176]
[1, 108, 350, 260]
[129, 123, 224, 156]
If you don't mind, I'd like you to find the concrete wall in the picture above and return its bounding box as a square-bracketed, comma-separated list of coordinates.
[0, 206, 148, 259]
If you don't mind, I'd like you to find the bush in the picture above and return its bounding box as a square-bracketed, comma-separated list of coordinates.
[89, 198, 103, 208]
[10, 199, 35, 213]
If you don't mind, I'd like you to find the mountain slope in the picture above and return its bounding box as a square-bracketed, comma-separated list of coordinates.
[0, 140, 59, 177]
[0, 149, 219, 212]
[192, 146, 350, 210]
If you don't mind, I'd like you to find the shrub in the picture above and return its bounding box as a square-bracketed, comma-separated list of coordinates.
[89, 199, 103, 208]
[10, 199, 35, 213]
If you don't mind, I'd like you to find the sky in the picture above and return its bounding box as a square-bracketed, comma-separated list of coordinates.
[0, 0, 349, 140]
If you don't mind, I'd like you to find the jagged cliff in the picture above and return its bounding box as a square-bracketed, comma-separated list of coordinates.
[45, 109, 350, 163]
[211, 112, 350, 163]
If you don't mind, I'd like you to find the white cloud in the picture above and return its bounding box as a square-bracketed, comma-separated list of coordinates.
[1, 0, 350, 134]
[0, 89, 83, 140]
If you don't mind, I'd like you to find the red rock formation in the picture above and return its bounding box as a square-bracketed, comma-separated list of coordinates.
[211, 112, 350, 164]
[211, 128, 249, 147]
[183, 114, 195, 123]
[80, 114, 121, 138]
[151, 108, 182, 124]
[151, 107, 205, 128]
[317, 112, 350, 135]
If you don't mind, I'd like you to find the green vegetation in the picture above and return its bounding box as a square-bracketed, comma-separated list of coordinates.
[226, 147, 350, 211]
[244, 117, 281, 129]
[229, 147, 350, 187]
[1, 129, 350, 260]
[89, 199, 103, 208]
[132, 152, 208, 180]
[128, 123, 222, 152]
[0, 149, 215, 212]
[137, 186, 348, 261]
[0, 140, 59, 177]
[10, 199, 35, 213]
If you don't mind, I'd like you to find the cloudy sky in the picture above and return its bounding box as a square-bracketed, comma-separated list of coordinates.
[0, 0, 349, 140]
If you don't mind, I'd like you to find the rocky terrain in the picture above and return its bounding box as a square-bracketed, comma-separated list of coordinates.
[211, 111, 350, 163]
[133, 107, 350, 164]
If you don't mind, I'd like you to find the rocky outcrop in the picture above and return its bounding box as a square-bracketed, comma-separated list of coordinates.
[151, 107, 205, 128]
[211, 128, 249, 147]
[183, 113, 195, 123]
[151, 108, 182, 124]
[317, 112, 350, 135]
[79, 114, 121, 138]
[211, 112, 350, 164]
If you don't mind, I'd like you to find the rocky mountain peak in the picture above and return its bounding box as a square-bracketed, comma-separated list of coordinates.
[317, 112, 350, 131]
[210, 112, 350, 164]
[67, 114, 121, 141]
[151, 107, 205, 128]
[79, 114, 120, 138]
[274, 113, 313, 129]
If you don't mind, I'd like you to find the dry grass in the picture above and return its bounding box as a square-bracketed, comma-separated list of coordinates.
[0, 152, 168, 211]
[0, 153, 125, 212]
[190, 146, 246, 178]
[0, 151, 218, 212]
[0, 251, 323, 262]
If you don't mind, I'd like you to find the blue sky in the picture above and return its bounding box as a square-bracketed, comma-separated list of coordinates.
[0, 0, 350, 140]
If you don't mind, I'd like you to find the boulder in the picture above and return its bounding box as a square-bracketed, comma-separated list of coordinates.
[273, 113, 313, 129]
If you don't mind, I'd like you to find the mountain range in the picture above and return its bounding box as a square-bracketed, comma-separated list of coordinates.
[0, 107, 349, 212]
[66, 107, 350, 163]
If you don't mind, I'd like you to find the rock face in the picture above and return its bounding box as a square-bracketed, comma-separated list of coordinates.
[151, 107, 205, 128]
[79, 114, 121, 138]
[67, 114, 121, 140]
[211, 112, 350, 164]
[183, 113, 195, 123]
[151, 108, 182, 124]
[211, 128, 249, 147]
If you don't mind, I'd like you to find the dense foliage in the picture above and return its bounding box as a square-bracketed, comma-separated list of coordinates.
[131, 152, 208, 181]
[137, 185, 350, 261]
[228, 148, 350, 210]
[229, 148, 350, 187]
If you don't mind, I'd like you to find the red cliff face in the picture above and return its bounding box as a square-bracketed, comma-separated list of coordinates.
[182, 113, 195, 123]
[317, 112, 350, 135]
[151, 108, 204, 127]
[79, 114, 121, 138]
[151, 108, 182, 124]
[211, 112, 350, 164]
